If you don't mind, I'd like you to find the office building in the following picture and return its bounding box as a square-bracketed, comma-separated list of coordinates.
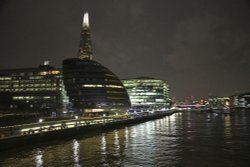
[0, 61, 69, 115]
[122, 77, 170, 110]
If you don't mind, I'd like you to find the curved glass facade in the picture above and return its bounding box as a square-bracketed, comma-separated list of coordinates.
[63, 58, 131, 116]
[122, 78, 170, 109]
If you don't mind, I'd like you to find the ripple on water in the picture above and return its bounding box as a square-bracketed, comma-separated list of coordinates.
[1, 111, 250, 167]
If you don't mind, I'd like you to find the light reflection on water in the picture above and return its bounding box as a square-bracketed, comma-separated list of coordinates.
[35, 149, 43, 167]
[1, 111, 250, 167]
[72, 139, 80, 167]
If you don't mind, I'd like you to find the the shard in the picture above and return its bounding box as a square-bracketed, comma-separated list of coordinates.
[78, 12, 93, 60]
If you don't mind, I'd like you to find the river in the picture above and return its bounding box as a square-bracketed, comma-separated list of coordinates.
[1, 110, 250, 167]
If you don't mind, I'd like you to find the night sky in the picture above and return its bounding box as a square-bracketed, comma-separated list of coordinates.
[0, 0, 250, 100]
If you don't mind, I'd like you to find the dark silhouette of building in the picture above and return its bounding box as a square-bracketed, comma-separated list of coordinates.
[63, 12, 130, 116]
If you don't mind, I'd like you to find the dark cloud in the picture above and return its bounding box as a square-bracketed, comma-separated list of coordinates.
[0, 0, 250, 100]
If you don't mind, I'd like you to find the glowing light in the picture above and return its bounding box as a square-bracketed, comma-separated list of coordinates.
[83, 12, 89, 28]
[44, 60, 50, 66]
[85, 108, 105, 112]
[39, 119, 43, 123]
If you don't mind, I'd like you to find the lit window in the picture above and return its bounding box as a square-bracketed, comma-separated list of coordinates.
[82, 84, 123, 88]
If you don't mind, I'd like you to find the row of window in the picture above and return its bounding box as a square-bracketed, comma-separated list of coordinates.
[122, 80, 166, 83]
[0, 88, 61, 92]
[127, 92, 164, 96]
[81, 84, 124, 89]
[0, 74, 62, 80]
[12, 96, 55, 100]
[0, 79, 62, 83]
[0, 83, 60, 88]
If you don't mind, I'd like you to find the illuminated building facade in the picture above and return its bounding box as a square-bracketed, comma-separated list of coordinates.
[230, 92, 250, 109]
[122, 77, 170, 109]
[208, 96, 230, 108]
[0, 62, 69, 115]
[63, 12, 130, 116]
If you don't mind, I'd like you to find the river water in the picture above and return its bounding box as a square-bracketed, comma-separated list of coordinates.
[1, 110, 250, 167]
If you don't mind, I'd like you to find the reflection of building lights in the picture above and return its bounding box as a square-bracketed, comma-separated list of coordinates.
[73, 139, 80, 166]
[224, 116, 232, 139]
[38, 118, 43, 123]
[125, 127, 129, 148]
[35, 149, 43, 167]
[75, 116, 79, 120]
[114, 130, 120, 154]
[101, 133, 106, 152]
[100, 133, 107, 163]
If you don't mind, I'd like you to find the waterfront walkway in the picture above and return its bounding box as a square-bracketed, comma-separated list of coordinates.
[0, 111, 173, 140]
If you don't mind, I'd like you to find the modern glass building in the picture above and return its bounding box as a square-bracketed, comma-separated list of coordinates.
[122, 77, 170, 109]
[0, 62, 69, 115]
[63, 12, 131, 116]
[63, 59, 130, 116]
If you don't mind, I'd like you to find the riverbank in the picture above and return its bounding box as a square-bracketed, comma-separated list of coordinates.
[0, 110, 175, 151]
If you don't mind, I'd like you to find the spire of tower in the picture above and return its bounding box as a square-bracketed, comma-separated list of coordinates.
[78, 12, 93, 60]
[83, 12, 89, 28]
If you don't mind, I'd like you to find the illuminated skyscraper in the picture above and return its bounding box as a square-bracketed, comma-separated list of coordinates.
[78, 12, 93, 60]
[63, 12, 131, 116]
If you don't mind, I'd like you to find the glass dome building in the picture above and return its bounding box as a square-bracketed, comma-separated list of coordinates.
[63, 59, 130, 116]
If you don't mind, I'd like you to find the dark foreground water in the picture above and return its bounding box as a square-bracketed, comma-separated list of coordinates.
[1, 111, 250, 167]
